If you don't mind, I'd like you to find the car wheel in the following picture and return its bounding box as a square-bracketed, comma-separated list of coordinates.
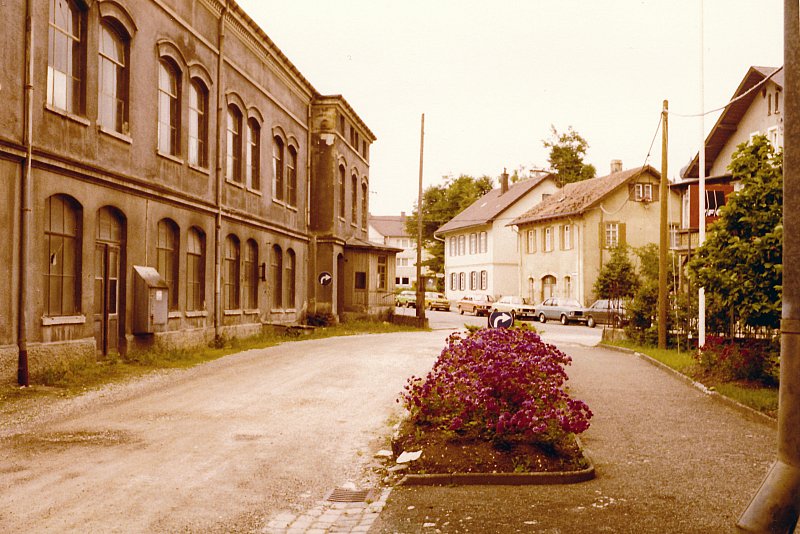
[510, 311, 516, 322]
[539, 313, 546, 323]
[560, 314, 568, 325]
[587, 316, 596, 328]
[459, 307, 464, 315]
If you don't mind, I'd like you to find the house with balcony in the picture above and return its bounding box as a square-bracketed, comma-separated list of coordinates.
[671, 65, 783, 274]
[510, 162, 680, 305]
[435, 172, 560, 302]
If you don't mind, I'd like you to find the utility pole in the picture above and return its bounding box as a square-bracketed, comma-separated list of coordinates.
[658, 100, 668, 349]
[698, 0, 707, 348]
[737, 0, 800, 530]
[415, 114, 426, 322]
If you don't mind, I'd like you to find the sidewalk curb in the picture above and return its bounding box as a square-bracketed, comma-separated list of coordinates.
[397, 462, 595, 486]
[598, 343, 777, 427]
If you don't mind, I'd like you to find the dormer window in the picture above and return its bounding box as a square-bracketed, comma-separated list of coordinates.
[634, 183, 653, 202]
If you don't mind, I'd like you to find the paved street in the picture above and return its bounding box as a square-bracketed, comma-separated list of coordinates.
[0, 331, 446, 533]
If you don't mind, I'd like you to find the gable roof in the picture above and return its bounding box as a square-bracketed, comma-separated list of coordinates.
[435, 174, 555, 235]
[511, 165, 659, 226]
[368, 214, 408, 237]
[683, 66, 783, 178]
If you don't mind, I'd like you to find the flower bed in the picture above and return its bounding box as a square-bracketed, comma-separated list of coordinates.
[395, 326, 592, 475]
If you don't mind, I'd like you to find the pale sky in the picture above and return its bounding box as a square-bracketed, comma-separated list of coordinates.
[236, 0, 783, 216]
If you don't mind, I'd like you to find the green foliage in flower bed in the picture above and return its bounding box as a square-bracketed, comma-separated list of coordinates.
[400, 326, 592, 444]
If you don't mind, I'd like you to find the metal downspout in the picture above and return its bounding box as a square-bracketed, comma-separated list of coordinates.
[18, 0, 35, 386]
[213, 3, 227, 340]
[737, 1, 800, 530]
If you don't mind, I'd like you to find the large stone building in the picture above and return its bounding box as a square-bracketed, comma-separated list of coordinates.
[0, 0, 395, 382]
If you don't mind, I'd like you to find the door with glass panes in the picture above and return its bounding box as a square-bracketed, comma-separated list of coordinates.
[94, 207, 124, 356]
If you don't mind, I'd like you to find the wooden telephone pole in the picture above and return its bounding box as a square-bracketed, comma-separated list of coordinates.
[658, 101, 668, 349]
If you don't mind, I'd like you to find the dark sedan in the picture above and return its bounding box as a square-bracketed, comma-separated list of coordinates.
[584, 299, 627, 328]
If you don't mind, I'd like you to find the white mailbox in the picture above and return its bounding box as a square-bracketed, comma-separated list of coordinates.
[133, 265, 169, 334]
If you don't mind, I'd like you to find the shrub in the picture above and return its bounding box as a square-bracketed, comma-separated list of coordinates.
[695, 335, 779, 385]
[399, 327, 592, 443]
[305, 311, 336, 327]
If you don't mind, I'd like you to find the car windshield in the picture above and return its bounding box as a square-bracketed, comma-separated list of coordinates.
[562, 299, 581, 307]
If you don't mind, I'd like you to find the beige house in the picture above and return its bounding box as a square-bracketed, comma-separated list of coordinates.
[511, 162, 680, 306]
[436, 173, 560, 302]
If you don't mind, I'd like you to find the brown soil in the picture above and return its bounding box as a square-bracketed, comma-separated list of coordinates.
[392, 420, 588, 475]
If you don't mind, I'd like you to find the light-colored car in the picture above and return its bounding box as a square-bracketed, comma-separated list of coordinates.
[395, 290, 417, 307]
[456, 294, 495, 316]
[535, 297, 587, 325]
[491, 295, 537, 321]
[424, 292, 450, 311]
[584, 299, 627, 328]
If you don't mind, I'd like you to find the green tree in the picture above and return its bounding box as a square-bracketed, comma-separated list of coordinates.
[688, 135, 783, 333]
[625, 244, 676, 345]
[405, 174, 494, 276]
[593, 245, 639, 300]
[542, 125, 596, 186]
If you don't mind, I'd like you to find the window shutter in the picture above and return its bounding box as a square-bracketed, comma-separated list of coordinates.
[619, 223, 627, 246]
[628, 183, 636, 200]
[559, 225, 565, 250]
[651, 184, 659, 201]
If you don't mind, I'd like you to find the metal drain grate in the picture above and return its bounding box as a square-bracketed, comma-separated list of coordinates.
[325, 488, 377, 503]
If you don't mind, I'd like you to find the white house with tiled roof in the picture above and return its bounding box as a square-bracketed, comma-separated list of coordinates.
[435, 172, 560, 302]
[511, 162, 680, 306]
[368, 213, 431, 288]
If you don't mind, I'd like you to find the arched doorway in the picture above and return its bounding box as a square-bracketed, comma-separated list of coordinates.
[541, 275, 556, 302]
[94, 206, 126, 356]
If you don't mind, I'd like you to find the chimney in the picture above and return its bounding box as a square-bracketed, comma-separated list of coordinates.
[610, 160, 623, 174]
[500, 168, 509, 194]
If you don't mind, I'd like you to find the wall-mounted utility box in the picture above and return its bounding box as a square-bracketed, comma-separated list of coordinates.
[133, 265, 169, 334]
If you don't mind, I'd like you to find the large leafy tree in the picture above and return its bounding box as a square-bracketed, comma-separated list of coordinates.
[405, 174, 494, 276]
[542, 125, 596, 186]
[688, 135, 783, 332]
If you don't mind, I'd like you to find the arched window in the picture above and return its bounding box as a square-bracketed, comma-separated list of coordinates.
[338, 165, 346, 219]
[541, 275, 557, 301]
[223, 235, 240, 310]
[188, 80, 208, 168]
[44, 194, 82, 316]
[156, 219, 179, 310]
[271, 245, 283, 309]
[157, 60, 180, 154]
[286, 248, 296, 308]
[351, 174, 358, 223]
[243, 239, 258, 309]
[226, 105, 243, 182]
[98, 23, 129, 132]
[272, 136, 284, 200]
[287, 146, 297, 207]
[186, 227, 205, 311]
[48, 0, 84, 113]
[361, 182, 368, 229]
[459, 272, 466, 291]
[246, 119, 261, 190]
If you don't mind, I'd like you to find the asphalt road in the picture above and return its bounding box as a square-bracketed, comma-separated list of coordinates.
[0, 331, 448, 533]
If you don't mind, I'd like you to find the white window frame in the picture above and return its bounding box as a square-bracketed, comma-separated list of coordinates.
[605, 222, 619, 248]
[635, 183, 653, 202]
[544, 227, 553, 252]
[563, 224, 572, 250]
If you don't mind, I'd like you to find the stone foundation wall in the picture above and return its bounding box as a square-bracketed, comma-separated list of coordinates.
[0, 345, 19, 384]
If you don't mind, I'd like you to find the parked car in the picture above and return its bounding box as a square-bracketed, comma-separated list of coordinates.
[584, 299, 627, 328]
[456, 294, 495, 316]
[424, 292, 451, 311]
[395, 290, 417, 307]
[535, 297, 587, 325]
[491, 295, 537, 321]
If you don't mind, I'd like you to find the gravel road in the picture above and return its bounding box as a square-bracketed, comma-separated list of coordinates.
[0, 331, 447, 533]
